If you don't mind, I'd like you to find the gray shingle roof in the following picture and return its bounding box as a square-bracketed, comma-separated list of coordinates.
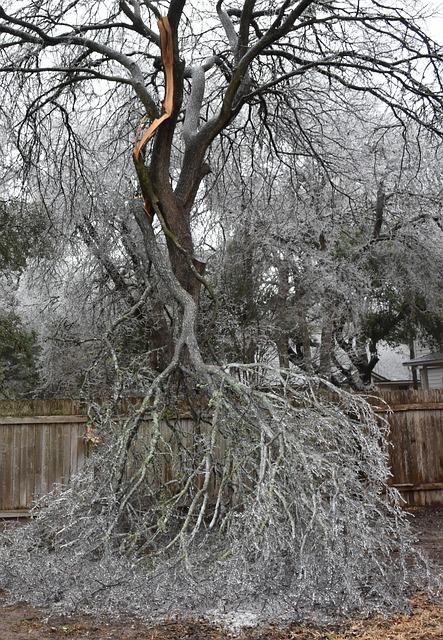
[403, 352, 443, 366]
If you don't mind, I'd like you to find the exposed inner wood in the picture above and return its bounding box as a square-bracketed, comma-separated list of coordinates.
[133, 17, 174, 163]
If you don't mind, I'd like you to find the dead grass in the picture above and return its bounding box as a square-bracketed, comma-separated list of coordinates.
[1, 507, 442, 639]
[238, 595, 443, 640]
[1, 594, 442, 640]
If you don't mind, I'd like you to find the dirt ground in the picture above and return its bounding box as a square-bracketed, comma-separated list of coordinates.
[0, 507, 442, 640]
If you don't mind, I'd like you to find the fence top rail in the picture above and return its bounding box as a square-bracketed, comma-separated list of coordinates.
[0, 415, 89, 425]
[1, 389, 442, 419]
[372, 402, 443, 413]
[0, 399, 86, 417]
[366, 389, 443, 412]
[369, 389, 443, 404]
[0, 397, 148, 417]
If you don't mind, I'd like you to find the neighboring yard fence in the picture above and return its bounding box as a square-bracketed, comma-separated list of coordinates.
[1, 390, 443, 515]
[0, 400, 88, 517]
[372, 389, 443, 507]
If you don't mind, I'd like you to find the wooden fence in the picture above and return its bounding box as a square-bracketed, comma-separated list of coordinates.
[371, 389, 443, 507]
[1, 390, 443, 515]
[0, 400, 88, 517]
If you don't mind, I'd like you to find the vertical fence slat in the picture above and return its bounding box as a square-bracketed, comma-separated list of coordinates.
[12, 425, 21, 509]
[0, 426, 13, 510]
[34, 422, 44, 502]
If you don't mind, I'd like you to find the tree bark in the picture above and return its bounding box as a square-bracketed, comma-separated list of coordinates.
[275, 260, 290, 369]
[319, 315, 334, 379]
[409, 338, 419, 390]
[298, 300, 312, 373]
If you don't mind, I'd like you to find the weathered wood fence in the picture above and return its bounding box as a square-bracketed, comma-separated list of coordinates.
[0, 400, 88, 517]
[1, 390, 443, 515]
[371, 389, 443, 507]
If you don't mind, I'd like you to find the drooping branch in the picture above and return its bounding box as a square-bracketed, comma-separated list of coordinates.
[182, 55, 226, 144]
[77, 219, 138, 309]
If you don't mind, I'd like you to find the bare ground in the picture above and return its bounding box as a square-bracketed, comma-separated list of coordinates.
[0, 507, 442, 640]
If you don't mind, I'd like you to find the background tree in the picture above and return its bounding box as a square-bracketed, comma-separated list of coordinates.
[0, 310, 40, 397]
[0, 198, 49, 394]
[202, 106, 443, 387]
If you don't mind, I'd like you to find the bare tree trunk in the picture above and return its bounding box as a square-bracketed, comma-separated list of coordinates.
[409, 338, 419, 390]
[275, 260, 290, 369]
[373, 182, 385, 239]
[352, 337, 377, 385]
[132, 202, 204, 371]
[319, 315, 334, 379]
[298, 301, 312, 373]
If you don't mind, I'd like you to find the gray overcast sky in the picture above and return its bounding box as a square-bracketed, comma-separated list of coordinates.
[426, 1, 443, 43]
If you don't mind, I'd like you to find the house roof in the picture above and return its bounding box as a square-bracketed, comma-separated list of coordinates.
[372, 372, 412, 384]
[403, 352, 443, 367]
[374, 343, 413, 381]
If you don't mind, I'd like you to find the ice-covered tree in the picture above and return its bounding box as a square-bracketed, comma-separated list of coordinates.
[0, 0, 442, 623]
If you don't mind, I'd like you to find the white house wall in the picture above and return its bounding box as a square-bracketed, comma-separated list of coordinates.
[427, 367, 443, 389]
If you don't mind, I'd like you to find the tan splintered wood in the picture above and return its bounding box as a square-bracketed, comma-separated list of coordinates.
[133, 16, 174, 163]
